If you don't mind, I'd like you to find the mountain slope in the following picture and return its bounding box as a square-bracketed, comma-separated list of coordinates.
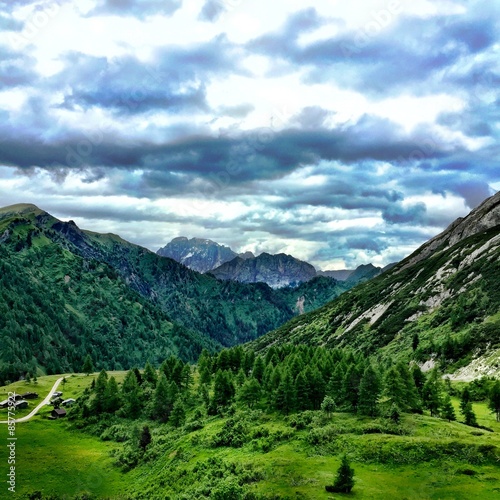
[157, 237, 238, 273]
[252, 192, 500, 377]
[0, 204, 349, 381]
[210, 252, 317, 288]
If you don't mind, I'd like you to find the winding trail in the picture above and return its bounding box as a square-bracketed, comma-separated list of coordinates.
[0, 377, 64, 424]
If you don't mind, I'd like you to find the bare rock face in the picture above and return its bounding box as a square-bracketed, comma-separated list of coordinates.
[400, 191, 500, 271]
[210, 253, 317, 289]
[157, 237, 238, 274]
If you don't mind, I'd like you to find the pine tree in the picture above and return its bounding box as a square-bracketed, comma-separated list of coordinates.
[358, 365, 381, 416]
[198, 349, 213, 385]
[461, 401, 478, 427]
[139, 425, 152, 450]
[213, 370, 235, 408]
[274, 371, 296, 415]
[104, 376, 121, 413]
[170, 399, 186, 428]
[121, 370, 142, 419]
[396, 362, 421, 411]
[422, 369, 442, 417]
[82, 354, 94, 376]
[143, 361, 158, 387]
[488, 381, 500, 422]
[237, 378, 261, 408]
[152, 373, 171, 422]
[412, 333, 420, 351]
[252, 356, 265, 383]
[295, 371, 311, 411]
[441, 393, 456, 422]
[326, 455, 355, 493]
[321, 395, 335, 418]
[342, 364, 362, 412]
[383, 366, 407, 410]
[411, 364, 426, 395]
[92, 369, 108, 414]
[327, 363, 345, 405]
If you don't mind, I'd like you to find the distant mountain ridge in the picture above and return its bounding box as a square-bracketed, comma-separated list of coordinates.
[210, 252, 317, 289]
[157, 237, 239, 273]
[158, 236, 392, 288]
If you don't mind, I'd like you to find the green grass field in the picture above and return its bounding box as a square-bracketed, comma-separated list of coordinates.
[1, 374, 499, 499]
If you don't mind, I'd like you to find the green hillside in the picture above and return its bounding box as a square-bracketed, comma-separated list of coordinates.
[0, 204, 347, 382]
[251, 193, 500, 377]
[2, 345, 500, 499]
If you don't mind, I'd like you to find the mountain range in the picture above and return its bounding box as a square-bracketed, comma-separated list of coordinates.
[0, 203, 349, 382]
[252, 191, 500, 378]
[158, 236, 390, 288]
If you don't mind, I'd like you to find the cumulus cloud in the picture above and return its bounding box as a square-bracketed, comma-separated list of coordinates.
[88, 0, 182, 18]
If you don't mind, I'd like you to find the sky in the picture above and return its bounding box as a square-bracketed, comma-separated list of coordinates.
[0, 0, 498, 270]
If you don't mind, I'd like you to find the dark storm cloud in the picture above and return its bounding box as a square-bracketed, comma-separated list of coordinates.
[88, 0, 182, 18]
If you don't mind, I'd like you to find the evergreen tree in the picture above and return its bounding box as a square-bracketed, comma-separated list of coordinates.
[252, 356, 265, 383]
[422, 369, 442, 417]
[342, 364, 362, 411]
[326, 363, 345, 405]
[121, 370, 142, 419]
[180, 364, 192, 390]
[170, 399, 186, 428]
[441, 393, 456, 422]
[321, 395, 335, 418]
[143, 361, 157, 387]
[383, 367, 407, 410]
[197, 349, 212, 385]
[309, 366, 326, 410]
[212, 370, 235, 409]
[412, 333, 419, 351]
[488, 380, 500, 422]
[411, 364, 426, 395]
[358, 364, 381, 416]
[152, 372, 171, 422]
[139, 425, 152, 451]
[274, 371, 296, 415]
[459, 386, 471, 419]
[388, 403, 401, 424]
[295, 371, 311, 411]
[396, 362, 421, 411]
[461, 401, 478, 427]
[235, 368, 246, 387]
[104, 376, 121, 413]
[92, 369, 108, 414]
[82, 354, 94, 376]
[237, 378, 261, 408]
[326, 455, 355, 493]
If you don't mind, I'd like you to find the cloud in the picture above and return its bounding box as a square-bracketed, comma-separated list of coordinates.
[199, 0, 225, 22]
[88, 0, 182, 19]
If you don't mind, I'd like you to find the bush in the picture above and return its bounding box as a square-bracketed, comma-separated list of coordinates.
[212, 417, 249, 448]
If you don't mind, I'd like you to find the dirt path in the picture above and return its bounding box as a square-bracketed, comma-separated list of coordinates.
[0, 377, 64, 424]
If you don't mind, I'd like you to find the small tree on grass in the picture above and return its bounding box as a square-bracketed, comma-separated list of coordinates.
[82, 354, 94, 376]
[461, 401, 478, 427]
[170, 399, 186, 428]
[326, 455, 355, 493]
[321, 395, 335, 418]
[441, 393, 456, 422]
[488, 381, 500, 422]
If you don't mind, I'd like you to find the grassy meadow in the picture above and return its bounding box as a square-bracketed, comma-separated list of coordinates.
[0, 373, 499, 499]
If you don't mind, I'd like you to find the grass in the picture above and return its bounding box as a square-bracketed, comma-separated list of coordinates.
[1, 375, 500, 499]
